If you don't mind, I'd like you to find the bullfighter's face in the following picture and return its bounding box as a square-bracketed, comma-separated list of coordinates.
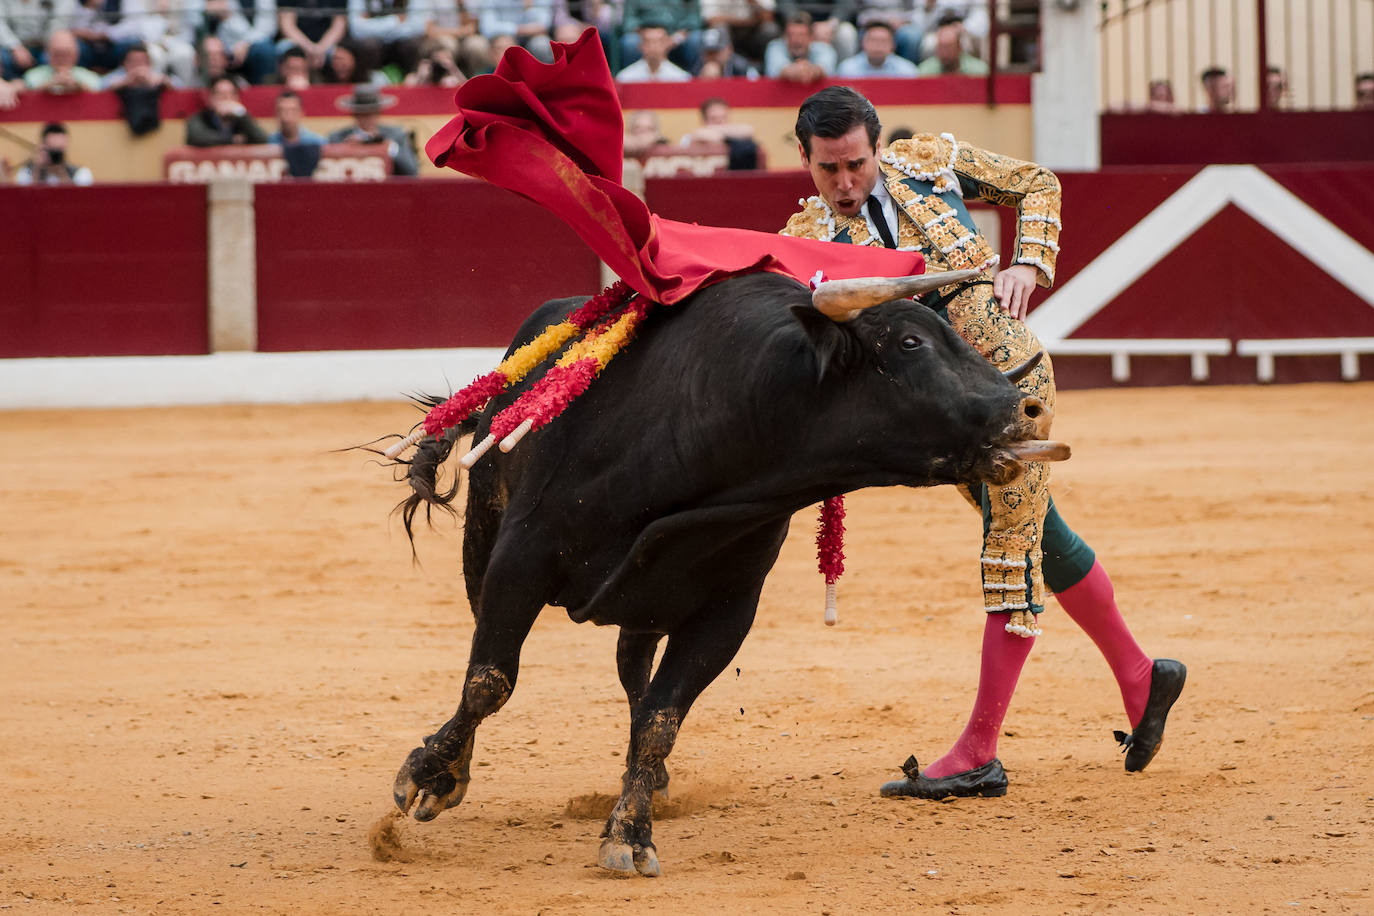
[800, 125, 881, 219]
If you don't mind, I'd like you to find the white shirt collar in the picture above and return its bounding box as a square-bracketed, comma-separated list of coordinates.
[866, 174, 900, 241]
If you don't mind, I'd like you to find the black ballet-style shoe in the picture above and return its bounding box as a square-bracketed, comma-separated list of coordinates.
[879, 755, 1009, 799]
[1114, 658, 1187, 772]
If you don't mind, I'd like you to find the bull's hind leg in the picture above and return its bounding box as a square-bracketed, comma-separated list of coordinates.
[616, 631, 670, 794]
[393, 542, 549, 822]
[599, 598, 758, 877]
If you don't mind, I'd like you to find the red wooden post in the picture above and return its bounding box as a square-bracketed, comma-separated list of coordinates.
[1256, 0, 1270, 110]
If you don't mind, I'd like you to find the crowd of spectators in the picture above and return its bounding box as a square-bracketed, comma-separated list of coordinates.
[1141, 66, 1374, 114]
[613, 0, 993, 83]
[0, 0, 1002, 109]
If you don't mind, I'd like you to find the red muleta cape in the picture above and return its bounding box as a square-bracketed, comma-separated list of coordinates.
[425, 29, 924, 304]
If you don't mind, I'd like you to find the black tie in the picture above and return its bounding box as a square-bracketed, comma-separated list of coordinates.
[866, 195, 897, 249]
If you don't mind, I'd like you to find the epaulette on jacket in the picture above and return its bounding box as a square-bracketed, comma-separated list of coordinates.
[881, 133, 960, 194]
[781, 196, 837, 241]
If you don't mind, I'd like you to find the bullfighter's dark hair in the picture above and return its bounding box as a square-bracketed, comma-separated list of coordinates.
[795, 86, 881, 156]
[1200, 66, 1227, 83]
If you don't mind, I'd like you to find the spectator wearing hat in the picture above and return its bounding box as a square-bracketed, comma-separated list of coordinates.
[836, 21, 917, 77]
[615, 24, 690, 83]
[14, 121, 93, 185]
[327, 85, 419, 176]
[186, 74, 269, 146]
[914, 13, 986, 75]
[764, 11, 836, 83]
[692, 26, 756, 78]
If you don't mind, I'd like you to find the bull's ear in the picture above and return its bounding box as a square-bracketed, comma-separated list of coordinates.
[789, 304, 849, 381]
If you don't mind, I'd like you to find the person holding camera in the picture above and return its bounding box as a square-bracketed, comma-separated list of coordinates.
[403, 39, 465, 88]
[14, 122, 94, 186]
[186, 75, 269, 146]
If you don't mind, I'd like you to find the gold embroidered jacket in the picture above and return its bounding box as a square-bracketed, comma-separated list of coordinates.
[781, 133, 1063, 287]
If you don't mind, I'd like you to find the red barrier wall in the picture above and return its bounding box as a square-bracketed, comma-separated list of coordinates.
[1101, 111, 1374, 166]
[1037, 163, 1374, 386]
[0, 185, 208, 357]
[254, 181, 602, 351]
[645, 170, 815, 233]
[5, 165, 1372, 388]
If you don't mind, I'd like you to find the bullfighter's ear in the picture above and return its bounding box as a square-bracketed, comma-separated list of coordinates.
[789, 304, 847, 381]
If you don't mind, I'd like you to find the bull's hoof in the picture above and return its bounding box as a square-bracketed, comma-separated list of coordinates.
[633, 844, 662, 877]
[392, 745, 469, 821]
[597, 839, 636, 876]
[392, 747, 426, 813]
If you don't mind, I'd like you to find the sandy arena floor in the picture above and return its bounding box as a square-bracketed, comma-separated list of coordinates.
[1, 383, 1371, 914]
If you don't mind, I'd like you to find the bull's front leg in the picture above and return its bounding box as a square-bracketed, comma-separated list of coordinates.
[393, 543, 546, 822]
[393, 664, 511, 820]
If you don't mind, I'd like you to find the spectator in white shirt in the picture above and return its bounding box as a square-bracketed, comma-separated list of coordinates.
[616, 24, 690, 82]
[764, 11, 836, 83]
[836, 21, 917, 77]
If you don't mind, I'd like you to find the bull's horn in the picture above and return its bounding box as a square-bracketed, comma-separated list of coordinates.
[1002, 350, 1044, 384]
[811, 269, 982, 320]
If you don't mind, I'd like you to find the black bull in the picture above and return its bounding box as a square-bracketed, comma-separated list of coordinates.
[390, 271, 1057, 876]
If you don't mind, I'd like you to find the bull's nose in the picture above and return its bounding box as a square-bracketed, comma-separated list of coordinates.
[1018, 395, 1054, 440]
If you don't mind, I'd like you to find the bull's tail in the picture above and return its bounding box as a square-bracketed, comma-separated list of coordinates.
[390, 394, 476, 548]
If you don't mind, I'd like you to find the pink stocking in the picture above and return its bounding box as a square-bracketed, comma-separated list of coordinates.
[922, 613, 1034, 778]
[1054, 560, 1153, 728]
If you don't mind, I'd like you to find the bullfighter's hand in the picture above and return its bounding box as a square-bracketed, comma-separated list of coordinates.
[992, 264, 1038, 320]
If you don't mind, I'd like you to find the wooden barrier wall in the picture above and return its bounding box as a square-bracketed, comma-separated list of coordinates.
[0, 185, 207, 357]
[3, 163, 1372, 385]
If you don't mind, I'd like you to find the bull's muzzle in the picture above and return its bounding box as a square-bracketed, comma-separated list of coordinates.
[1018, 394, 1054, 442]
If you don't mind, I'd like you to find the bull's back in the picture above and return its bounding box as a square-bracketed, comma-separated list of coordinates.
[463, 274, 817, 618]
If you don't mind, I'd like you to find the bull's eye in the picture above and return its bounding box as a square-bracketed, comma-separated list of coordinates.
[900, 334, 924, 351]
